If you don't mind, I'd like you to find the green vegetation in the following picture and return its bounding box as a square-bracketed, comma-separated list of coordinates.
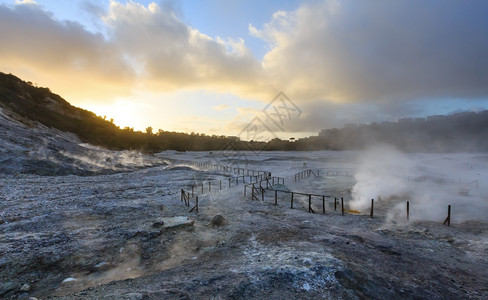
[0, 72, 262, 152]
[1, 71, 487, 153]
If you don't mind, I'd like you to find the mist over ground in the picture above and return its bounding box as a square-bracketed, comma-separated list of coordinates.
[1, 144, 488, 298]
[350, 145, 488, 223]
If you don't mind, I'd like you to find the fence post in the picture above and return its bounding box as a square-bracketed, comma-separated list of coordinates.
[308, 195, 312, 213]
[209, 181, 211, 192]
[370, 199, 374, 218]
[407, 201, 410, 221]
[191, 185, 194, 198]
[196, 196, 199, 213]
[275, 190, 278, 205]
[334, 197, 337, 211]
[220, 180, 222, 190]
[341, 197, 344, 216]
[322, 196, 325, 214]
[291, 193, 294, 209]
[443, 205, 451, 227]
[201, 183, 204, 194]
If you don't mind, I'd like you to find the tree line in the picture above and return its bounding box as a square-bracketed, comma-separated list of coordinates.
[2, 71, 487, 153]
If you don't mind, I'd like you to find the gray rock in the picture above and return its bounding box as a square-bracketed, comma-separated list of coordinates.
[61, 277, 78, 284]
[20, 283, 31, 292]
[161, 216, 194, 229]
[211, 215, 227, 227]
[94, 261, 110, 272]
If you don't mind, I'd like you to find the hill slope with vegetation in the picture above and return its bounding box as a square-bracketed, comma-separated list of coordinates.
[1, 71, 487, 153]
[0, 72, 258, 153]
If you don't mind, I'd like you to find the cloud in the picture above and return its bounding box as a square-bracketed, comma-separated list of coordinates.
[255, 0, 488, 104]
[0, 0, 270, 103]
[80, 0, 107, 18]
[1, 0, 488, 134]
[213, 104, 230, 112]
[0, 2, 135, 101]
[101, 0, 266, 97]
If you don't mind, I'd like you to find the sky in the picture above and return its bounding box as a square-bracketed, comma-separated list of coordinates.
[1, 0, 488, 140]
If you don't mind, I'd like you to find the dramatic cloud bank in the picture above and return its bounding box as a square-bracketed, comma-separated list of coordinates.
[0, 1, 264, 101]
[104, 1, 263, 95]
[1, 0, 488, 133]
[255, 0, 488, 103]
[0, 1, 134, 100]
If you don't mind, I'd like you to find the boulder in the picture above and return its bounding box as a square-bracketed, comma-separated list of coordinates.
[211, 215, 227, 227]
[161, 216, 194, 230]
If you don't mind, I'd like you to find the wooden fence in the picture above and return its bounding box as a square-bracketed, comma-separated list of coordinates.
[173, 159, 454, 226]
[294, 169, 320, 182]
[166, 158, 271, 177]
[181, 188, 199, 213]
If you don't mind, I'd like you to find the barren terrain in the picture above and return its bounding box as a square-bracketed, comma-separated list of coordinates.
[1, 148, 487, 299]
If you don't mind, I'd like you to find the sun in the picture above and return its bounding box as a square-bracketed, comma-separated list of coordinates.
[82, 100, 148, 131]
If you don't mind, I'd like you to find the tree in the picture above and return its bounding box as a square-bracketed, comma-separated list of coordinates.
[146, 126, 153, 135]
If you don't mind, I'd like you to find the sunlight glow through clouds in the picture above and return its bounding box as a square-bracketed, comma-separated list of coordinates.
[1, 0, 488, 136]
[83, 99, 151, 130]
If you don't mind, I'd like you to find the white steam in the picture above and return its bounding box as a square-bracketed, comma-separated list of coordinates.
[350, 145, 415, 211]
[351, 145, 488, 222]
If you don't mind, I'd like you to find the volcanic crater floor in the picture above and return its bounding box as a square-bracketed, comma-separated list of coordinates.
[1, 164, 487, 299]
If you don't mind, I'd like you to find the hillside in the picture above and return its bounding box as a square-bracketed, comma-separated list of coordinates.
[1, 71, 487, 154]
[0, 73, 169, 175]
[0, 103, 166, 175]
[0, 72, 259, 153]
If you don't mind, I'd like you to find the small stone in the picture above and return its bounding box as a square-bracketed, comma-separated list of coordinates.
[61, 277, 78, 284]
[211, 215, 227, 227]
[20, 283, 31, 292]
[152, 220, 164, 228]
[94, 262, 109, 271]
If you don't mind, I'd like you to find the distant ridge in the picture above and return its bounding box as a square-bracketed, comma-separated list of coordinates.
[309, 110, 488, 152]
[1, 71, 487, 153]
